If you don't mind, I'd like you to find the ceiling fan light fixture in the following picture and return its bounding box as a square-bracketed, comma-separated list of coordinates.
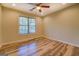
[36, 6, 41, 10]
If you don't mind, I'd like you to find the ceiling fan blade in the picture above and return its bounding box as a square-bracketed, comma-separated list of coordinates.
[30, 7, 36, 11]
[41, 6, 50, 8]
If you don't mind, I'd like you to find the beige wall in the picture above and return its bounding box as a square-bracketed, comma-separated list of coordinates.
[43, 4, 79, 47]
[2, 7, 44, 44]
[0, 6, 2, 46]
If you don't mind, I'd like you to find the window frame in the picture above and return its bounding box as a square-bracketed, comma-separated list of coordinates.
[18, 16, 36, 35]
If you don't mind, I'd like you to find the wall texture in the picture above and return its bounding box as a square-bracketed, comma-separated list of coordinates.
[43, 4, 79, 47]
[2, 7, 44, 44]
[0, 5, 2, 47]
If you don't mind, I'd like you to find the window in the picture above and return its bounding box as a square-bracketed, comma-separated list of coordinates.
[19, 16, 36, 34]
[29, 18, 36, 33]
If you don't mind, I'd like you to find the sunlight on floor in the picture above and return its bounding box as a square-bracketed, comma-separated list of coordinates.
[18, 43, 37, 56]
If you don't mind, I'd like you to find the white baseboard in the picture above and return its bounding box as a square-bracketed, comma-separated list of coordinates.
[1, 35, 79, 48]
[1, 36, 42, 46]
[44, 35, 79, 47]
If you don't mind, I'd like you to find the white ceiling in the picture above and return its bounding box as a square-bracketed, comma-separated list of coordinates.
[2, 3, 75, 16]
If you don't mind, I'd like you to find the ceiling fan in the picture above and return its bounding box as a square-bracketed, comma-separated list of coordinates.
[29, 3, 50, 12]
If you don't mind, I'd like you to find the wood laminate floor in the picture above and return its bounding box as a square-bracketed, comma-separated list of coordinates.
[0, 37, 77, 56]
